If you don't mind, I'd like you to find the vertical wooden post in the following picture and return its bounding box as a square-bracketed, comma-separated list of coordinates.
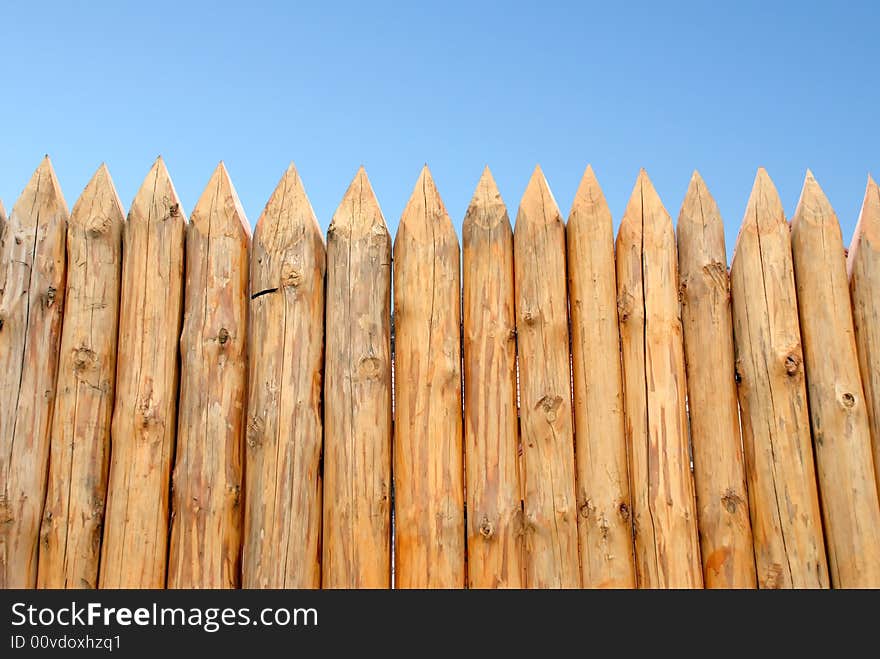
[0, 157, 68, 588]
[462, 167, 525, 588]
[677, 171, 756, 588]
[38, 165, 123, 589]
[322, 167, 392, 588]
[616, 169, 702, 588]
[566, 165, 636, 588]
[242, 164, 325, 588]
[100, 157, 186, 588]
[790, 171, 880, 587]
[848, 176, 880, 493]
[729, 168, 828, 588]
[168, 163, 249, 588]
[513, 167, 580, 588]
[393, 166, 465, 588]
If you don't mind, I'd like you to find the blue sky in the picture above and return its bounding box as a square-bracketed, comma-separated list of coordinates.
[2, 1, 878, 255]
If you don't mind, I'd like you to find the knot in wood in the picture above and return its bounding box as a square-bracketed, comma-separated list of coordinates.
[784, 352, 801, 377]
[721, 489, 742, 514]
[218, 328, 229, 345]
[618, 502, 630, 522]
[536, 394, 563, 422]
[168, 203, 180, 218]
[357, 355, 381, 379]
[46, 286, 57, 306]
[579, 499, 594, 519]
[841, 392, 856, 409]
[617, 290, 633, 322]
[478, 516, 494, 539]
[282, 267, 303, 288]
[246, 415, 265, 448]
[73, 345, 97, 371]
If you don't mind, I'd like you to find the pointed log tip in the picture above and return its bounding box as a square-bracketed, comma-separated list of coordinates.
[569, 164, 608, 220]
[331, 166, 387, 232]
[852, 173, 880, 246]
[12, 155, 69, 217]
[792, 170, 836, 230]
[741, 167, 784, 232]
[255, 163, 321, 242]
[463, 166, 507, 232]
[131, 156, 184, 222]
[192, 163, 250, 237]
[72, 164, 125, 228]
[679, 169, 723, 236]
[398, 165, 454, 236]
[516, 165, 561, 230]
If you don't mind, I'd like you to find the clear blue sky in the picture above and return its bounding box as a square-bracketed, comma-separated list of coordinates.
[2, 1, 878, 255]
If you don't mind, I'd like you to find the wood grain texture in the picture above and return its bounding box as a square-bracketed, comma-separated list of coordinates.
[790, 171, 880, 588]
[0, 157, 68, 588]
[322, 168, 392, 588]
[616, 169, 702, 589]
[38, 165, 123, 589]
[242, 164, 325, 588]
[462, 167, 525, 589]
[729, 168, 828, 589]
[100, 157, 186, 588]
[677, 171, 756, 589]
[168, 163, 249, 589]
[393, 166, 464, 589]
[566, 166, 636, 588]
[514, 167, 580, 588]
[848, 176, 880, 496]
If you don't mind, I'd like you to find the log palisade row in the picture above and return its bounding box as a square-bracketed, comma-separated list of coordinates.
[462, 168, 525, 588]
[322, 168, 392, 588]
[0, 158, 68, 588]
[565, 166, 636, 588]
[242, 165, 325, 589]
[168, 164, 250, 589]
[38, 165, 123, 589]
[729, 169, 829, 589]
[676, 172, 756, 589]
[4, 160, 880, 589]
[790, 171, 880, 587]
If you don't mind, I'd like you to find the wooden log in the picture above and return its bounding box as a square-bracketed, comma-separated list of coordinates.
[616, 169, 702, 588]
[100, 157, 186, 588]
[790, 171, 880, 587]
[37, 165, 123, 589]
[393, 166, 464, 588]
[729, 168, 828, 588]
[462, 167, 525, 589]
[513, 166, 580, 588]
[0, 157, 68, 588]
[566, 165, 636, 588]
[242, 164, 325, 588]
[848, 175, 880, 495]
[168, 163, 249, 589]
[322, 167, 392, 588]
[677, 171, 756, 589]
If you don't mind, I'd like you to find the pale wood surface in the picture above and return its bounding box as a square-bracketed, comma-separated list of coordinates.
[393, 166, 465, 588]
[168, 164, 249, 589]
[566, 166, 636, 588]
[0, 158, 68, 588]
[38, 165, 123, 589]
[462, 167, 525, 588]
[730, 168, 828, 588]
[677, 171, 757, 588]
[848, 176, 880, 496]
[514, 167, 580, 588]
[242, 164, 325, 588]
[791, 171, 880, 587]
[616, 170, 702, 588]
[322, 168, 392, 588]
[100, 157, 186, 588]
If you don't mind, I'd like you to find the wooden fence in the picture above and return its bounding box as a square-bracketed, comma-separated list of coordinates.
[2, 157, 880, 589]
